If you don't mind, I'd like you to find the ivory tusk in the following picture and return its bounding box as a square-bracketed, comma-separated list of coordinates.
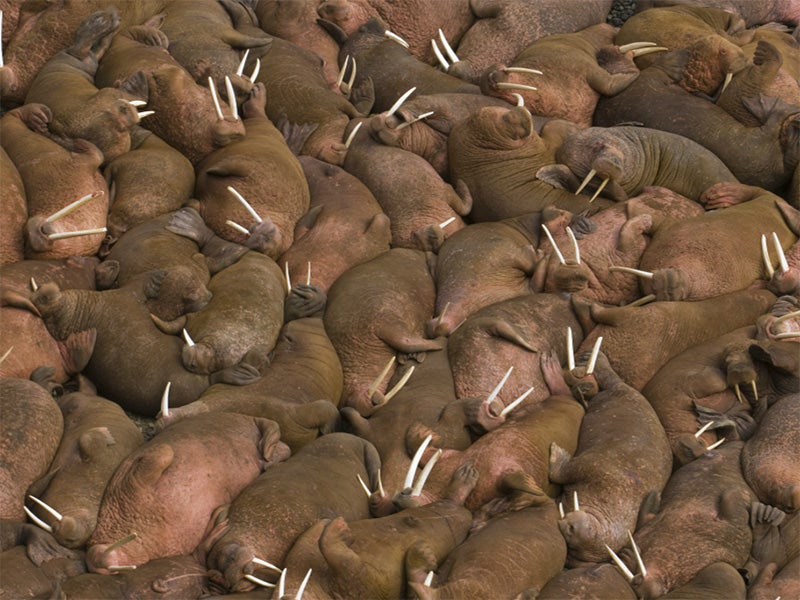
[617, 41, 658, 53]
[356, 474, 372, 498]
[609, 265, 655, 279]
[771, 232, 789, 273]
[161, 381, 171, 417]
[751, 380, 758, 401]
[306, 261, 311, 286]
[772, 309, 800, 325]
[495, 82, 538, 92]
[47, 227, 107, 241]
[30, 277, 38, 291]
[573, 490, 580, 512]
[424, 571, 434, 587]
[734, 383, 743, 403]
[367, 355, 395, 399]
[227, 186, 262, 223]
[628, 530, 647, 577]
[575, 169, 596, 196]
[626, 294, 657, 307]
[439, 216, 456, 229]
[236, 49, 250, 76]
[226, 220, 250, 235]
[45, 191, 104, 223]
[278, 568, 287, 599]
[284, 261, 292, 295]
[28, 495, 63, 521]
[411, 448, 442, 496]
[589, 178, 609, 202]
[394, 110, 434, 131]
[382, 365, 415, 403]
[773, 331, 800, 339]
[344, 121, 363, 148]
[129, 99, 147, 107]
[512, 93, 524, 107]
[337, 55, 350, 87]
[503, 66, 543, 75]
[0, 11, 4, 68]
[377, 468, 385, 497]
[386, 87, 416, 117]
[224, 76, 238, 121]
[558, 501, 565, 519]
[585, 337, 603, 375]
[244, 574, 275, 588]
[606, 544, 634, 582]
[346, 56, 357, 93]
[0, 346, 12, 366]
[706, 438, 725, 451]
[297, 569, 312, 600]
[108, 565, 137, 571]
[208, 77, 224, 121]
[384, 29, 409, 48]
[761, 234, 775, 278]
[438, 28, 459, 63]
[694, 421, 713, 438]
[431, 39, 449, 69]
[252, 557, 282, 573]
[541, 224, 566, 265]
[566, 226, 580, 264]
[182, 329, 195, 347]
[719, 71, 733, 96]
[24, 506, 52, 532]
[103, 532, 138, 554]
[486, 366, 514, 405]
[249, 58, 261, 83]
[499, 386, 534, 417]
[630, 46, 669, 57]
[136, 110, 155, 119]
[567, 327, 575, 371]
[404, 434, 433, 490]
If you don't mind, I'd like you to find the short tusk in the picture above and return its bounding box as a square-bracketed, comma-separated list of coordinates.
[617, 41, 658, 53]
[47, 227, 107, 241]
[424, 571, 434, 587]
[306, 261, 311, 286]
[30, 277, 38, 291]
[495, 82, 537, 92]
[394, 110, 434, 131]
[404, 434, 432, 490]
[244, 574, 275, 588]
[344, 121, 363, 148]
[606, 544, 634, 582]
[411, 448, 442, 496]
[161, 381, 171, 418]
[625, 294, 657, 307]
[384, 29, 409, 48]
[208, 77, 224, 121]
[431, 39, 449, 70]
[761, 234, 775, 278]
[503, 66, 543, 75]
[236, 49, 250, 77]
[628, 530, 647, 577]
[377, 468, 385, 498]
[227, 186, 262, 224]
[486, 366, 514, 405]
[27, 495, 63, 521]
[558, 501, 565, 519]
[284, 261, 292, 295]
[771, 232, 789, 273]
[438, 28, 459, 63]
[719, 71, 733, 95]
[573, 490, 580, 512]
[567, 327, 576, 371]
[386, 87, 416, 117]
[345, 56, 357, 93]
[224, 76, 238, 121]
[252, 557, 282, 573]
[589, 178, 609, 202]
[541, 224, 566, 265]
[609, 265, 655, 279]
[367, 355, 395, 399]
[381, 365, 415, 403]
[45, 191, 104, 223]
[356, 474, 372, 498]
[706, 438, 725, 451]
[575, 169, 597, 196]
[182, 329, 195, 347]
[24, 506, 52, 533]
[297, 568, 312, 600]
[439, 216, 456, 229]
[499, 386, 534, 417]
[566, 226, 580, 264]
[585, 336, 603, 375]
[129, 99, 147, 107]
[226, 220, 250, 235]
[103, 532, 138, 554]
[694, 421, 713, 438]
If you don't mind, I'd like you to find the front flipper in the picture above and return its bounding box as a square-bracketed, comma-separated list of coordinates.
[500, 471, 549, 511]
[318, 517, 362, 578]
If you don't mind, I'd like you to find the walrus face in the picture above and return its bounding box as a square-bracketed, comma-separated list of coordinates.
[559, 510, 602, 561]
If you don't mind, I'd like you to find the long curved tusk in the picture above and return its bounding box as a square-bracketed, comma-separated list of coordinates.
[24, 506, 52, 532]
[208, 77, 224, 121]
[589, 178, 609, 202]
[617, 41, 658, 53]
[695, 421, 713, 438]
[567, 327, 576, 371]
[628, 530, 647, 577]
[566, 226, 580, 264]
[609, 265, 655, 279]
[45, 191, 104, 223]
[346, 56, 357, 93]
[585, 336, 603, 375]
[108, 565, 137, 571]
[249, 58, 261, 83]
[495, 82, 537, 92]
[236, 49, 250, 77]
[630, 46, 669, 57]
[439, 216, 456, 229]
[278, 568, 287, 599]
[424, 571, 434, 587]
[367, 355, 395, 398]
[224, 76, 239, 121]
[182, 329, 195, 347]
[382, 365, 415, 403]
[503, 66, 543, 75]
[252, 557, 282, 573]
[384, 29, 409, 48]
[103, 532, 138, 554]
[47, 227, 107, 241]
[394, 110, 434, 131]
[438, 28, 459, 63]
[411, 448, 442, 496]
[226, 220, 250, 235]
[761, 234, 775, 278]
[336, 55, 350, 87]
[606, 544, 635, 581]
[244, 574, 275, 588]
[541, 224, 566, 265]
[512, 92, 524, 107]
[386, 87, 417, 117]
[573, 490, 580, 512]
[356, 474, 372, 498]
[771, 232, 789, 273]
[306, 261, 312, 286]
[377, 468, 386, 498]
[227, 186, 262, 224]
[136, 110, 155, 119]
[344, 121, 363, 148]
[734, 383, 743, 403]
[284, 261, 292, 295]
[773, 331, 800, 339]
[27, 495, 63, 521]
[575, 169, 596, 196]
[486, 366, 514, 405]
[297, 568, 312, 600]
[499, 386, 534, 417]
[431, 39, 449, 69]
[0, 11, 4, 68]
[751, 381, 758, 401]
[161, 381, 171, 418]
[706, 438, 725, 451]
[404, 434, 433, 490]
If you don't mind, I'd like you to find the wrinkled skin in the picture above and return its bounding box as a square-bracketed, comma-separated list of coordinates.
[323, 248, 445, 416]
[0, 147, 27, 266]
[204, 433, 381, 592]
[660, 562, 746, 599]
[0, 544, 85, 600]
[633, 0, 800, 30]
[748, 557, 800, 600]
[538, 563, 637, 600]
[279, 156, 391, 292]
[86, 413, 288, 573]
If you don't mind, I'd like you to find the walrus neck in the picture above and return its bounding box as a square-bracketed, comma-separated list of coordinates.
[43, 291, 99, 341]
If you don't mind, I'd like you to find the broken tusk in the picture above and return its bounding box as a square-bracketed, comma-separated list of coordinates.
[208, 77, 224, 121]
[573, 490, 580, 512]
[244, 574, 275, 588]
[356, 474, 372, 498]
[585, 337, 603, 375]
[252, 557, 282, 573]
[367, 355, 396, 399]
[297, 568, 312, 600]
[394, 110, 434, 131]
[227, 186, 262, 224]
[439, 216, 456, 229]
[589, 178, 609, 202]
[161, 381, 171, 418]
[566, 226, 580, 264]
[384, 29, 409, 48]
[495, 82, 538, 92]
[404, 434, 433, 490]
[224, 76, 239, 120]
[771, 232, 789, 273]
[182, 329, 195, 347]
[236, 49, 250, 77]
[431, 39, 449, 70]
[226, 220, 250, 235]
[284, 262, 292, 295]
[382, 365, 415, 403]
[706, 438, 725, 451]
[761, 234, 775, 278]
[486, 366, 514, 405]
[575, 169, 597, 196]
[499, 386, 534, 417]
[24, 506, 52, 533]
[694, 421, 713, 438]
[438, 28, 459, 63]
[567, 327, 576, 371]
[411, 448, 442, 496]
[628, 530, 647, 577]
[609, 265, 655, 279]
[47, 227, 107, 241]
[344, 121, 363, 148]
[606, 544, 634, 582]
[45, 191, 104, 223]
[541, 224, 566, 265]
[27, 495, 63, 521]
[386, 87, 416, 117]
[103, 532, 138, 554]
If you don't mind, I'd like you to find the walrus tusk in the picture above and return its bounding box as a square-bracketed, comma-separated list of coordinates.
[129, 100, 147, 107]
[706, 438, 725, 451]
[558, 502, 565, 519]
[48, 227, 107, 241]
[45, 191, 104, 223]
[695, 421, 713, 438]
[440, 216, 456, 229]
[541, 224, 565, 264]
[284, 262, 292, 295]
[367, 355, 396, 399]
[432, 39, 449, 70]
[512, 93, 524, 107]
[495, 82, 538, 92]
[500, 386, 534, 417]
[628, 530, 647, 577]
[609, 265, 655, 279]
[424, 571, 434, 587]
[386, 87, 416, 117]
[236, 49, 250, 76]
[617, 41, 658, 53]
[28, 495, 63, 522]
[381, 365, 415, 403]
[394, 110, 434, 131]
[719, 71, 733, 96]
[182, 329, 195, 347]
[224, 76, 238, 121]
[306, 262, 311, 286]
[278, 568, 287, 598]
[772, 309, 800, 325]
[103, 532, 138, 554]
[573, 490, 580, 512]
[227, 186, 262, 223]
[575, 169, 596, 196]
[24, 506, 52, 532]
[626, 294, 656, 307]
[249, 58, 261, 83]
[384, 29, 409, 48]
[761, 234, 775, 278]
[337, 55, 350, 88]
[208, 77, 224, 121]
[244, 574, 275, 588]
[751, 381, 758, 401]
[377, 468, 385, 497]
[589, 178, 609, 202]
[226, 220, 250, 235]
[771, 232, 789, 272]
[30, 277, 38, 291]
[297, 569, 312, 599]
[438, 29, 459, 63]
[136, 110, 154, 119]
[567, 327, 576, 371]
[404, 434, 432, 490]
[630, 46, 668, 57]
[411, 448, 442, 496]
[356, 474, 372, 498]
[503, 66, 543, 75]
[344, 121, 363, 148]
[566, 226, 580, 264]
[108, 565, 137, 571]
[252, 557, 282, 573]
[486, 366, 514, 406]
[734, 383, 743, 403]
[606, 544, 635, 581]
[0, 346, 12, 366]
[345, 57, 357, 94]
[585, 337, 603, 375]
[0, 11, 4, 68]
[161, 381, 171, 417]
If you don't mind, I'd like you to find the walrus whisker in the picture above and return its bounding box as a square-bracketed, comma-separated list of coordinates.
[734, 383, 743, 403]
[589, 178, 609, 202]
[394, 110, 434, 131]
[160, 381, 171, 417]
[567, 327, 576, 371]
[226, 220, 250, 235]
[695, 421, 713, 438]
[252, 557, 282, 573]
[103, 532, 138, 554]
[297, 568, 312, 599]
[440, 216, 456, 229]
[404, 434, 433, 490]
[384, 29, 409, 48]
[575, 169, 596, 196]
[47, 227, 107, 241]
[344, 121, 363, 148]
[367, 355, 395, 398]
[356, 474, 372, 498]
[706, 438, 725, 451]
[236, 49, 250, 76]
[431, 39, 449, 69]
[438, 29, 459, 63]
[424, 570, 434, 587]
[628, 530, 647, 577]
[771, 232, 789, 272]
[486, 366, 514, 406]
[503, 66, 543, 75]
[23, 506, 53, 532]
[566, 226, 580, 264]
[182, 329, 195, 347]
[45, 191, 103, 223]
[382, 365, 415, 403]
[284, 261, 292, 295]
[227, 186, 262, 223]
[249, 58, 261, 83]
[28, 494, 63, 521]
[386, 87, 417, 117]
[609, 265, 654, 279]
[208, 77, 224, 120]
[761, 234, 775, 278]
[541, 224, 565, 264]
[224, 76, 239, 121]
[336, 55, 350, 88]
[495, 82, 538, 92]
[500, 386, 534, 417]
[411, 448, 442, 496]
[617, 41, 658, 53]
[585, 336, 603, 375]
[108, 565, 137, 571]
[244, 574, 275, 588]
[605, 544, 634, 581]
